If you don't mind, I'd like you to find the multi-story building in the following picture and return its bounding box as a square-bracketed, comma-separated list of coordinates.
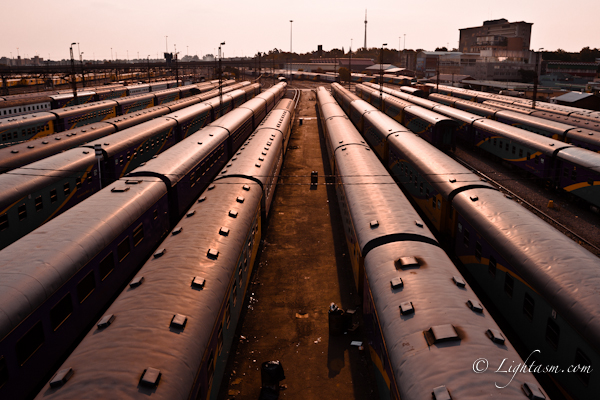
[459, 18, 533, 62]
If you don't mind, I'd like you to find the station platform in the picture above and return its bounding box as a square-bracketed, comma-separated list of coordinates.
[219, 88, 379, 399]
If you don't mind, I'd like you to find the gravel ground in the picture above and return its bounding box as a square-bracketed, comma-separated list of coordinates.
[454, 145, 600, 257]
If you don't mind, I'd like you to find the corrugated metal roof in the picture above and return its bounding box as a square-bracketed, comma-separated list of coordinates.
[553, 92, 595, 102]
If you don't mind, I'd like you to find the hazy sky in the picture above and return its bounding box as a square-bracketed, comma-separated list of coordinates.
[3, 0, 599, 61]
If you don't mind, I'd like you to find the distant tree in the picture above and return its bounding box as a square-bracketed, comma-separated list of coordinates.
[338, 67, 350, 82]
[435, 47, 448, 52]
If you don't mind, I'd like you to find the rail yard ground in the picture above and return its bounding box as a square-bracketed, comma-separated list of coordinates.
[219, 89, 379, 399]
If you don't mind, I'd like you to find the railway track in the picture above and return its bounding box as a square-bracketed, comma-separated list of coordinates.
[451, 152, 600, 257]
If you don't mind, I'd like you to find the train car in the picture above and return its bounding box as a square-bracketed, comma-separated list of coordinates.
[347, 83, 457, 151]
[50, 100, 118, 132]
[152, 88, 181, 105]
[114, 92, 155, 114]
[31, 95, 292, 400]
[0, 85, 268, 250]
[0, 97, 52, 117]
[49, 91, 96, 108]
[127, 84, 151, 95]
[94, 86, 127, 100]
[0, 84, 288, 400]
[316, 86, 547, 400]
[337, 84, 599, 399]
[150, 82, 168, 92]
[0, 112, 55, 147]
[399, 85, 425, 98]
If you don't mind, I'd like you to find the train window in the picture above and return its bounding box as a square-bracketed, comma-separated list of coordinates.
[519, 149, 523, 157]
[463, 229, 470, 247]
[504, 273, 514, 298]
[419, 183, 423, 194]
[475, 242, 482, 261]
[545, 318, 560, 350]
[207, 351, 215, 388]
[437, 200, 441, 210]
[154, 209, 158, 220]
[571, 169, 577, 181]
[499, 140, 502, 149]
[217, 324, 223, 356]
[133, 223, 144, 247]
[409, 171, 412, 182]
[77, 271, 96, 303]
[512, 146, 516, 154]
[76, 177, 82, 189]
[99, 252, 115, 280]
[225, 301, 231, 328]
[50, 189, 57, 203]
[488, 256, 497, 278]
[540, 158, 544, 164]
[233, 284, 238, 307]
[0, 213, 8, 231]
[534, 156, 539, 164]
[527, 152, 531, 160]
[0, 356, 7, 388]
[523, 293, 534, 321]
[588, 178, 594, 186]
[64, 182, 70, 195]
[505, 143, 509, 151]
[35, 195, 43, 212]
[18, 204, 27, 221]
[426, 188, 430, 198]
[16, 321, 44, 366]
[50, 293, 73, 331]
[574, 349, 592, 386]
[563, 168, 569, 178]
[493, 138, 497, 146]
[117, 237, 131, 262]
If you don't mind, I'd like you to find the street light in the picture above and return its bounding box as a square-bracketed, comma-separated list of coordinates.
[290, 20, 293, 53]
[379, 43, 387, 109]
[349, 39, 353, 89]
[69, 43, 78, 99]
[218, 42, 226, 116]
[80, 51, 85, 88]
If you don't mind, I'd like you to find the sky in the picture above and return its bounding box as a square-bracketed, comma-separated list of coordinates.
[2, 0, 599, 61]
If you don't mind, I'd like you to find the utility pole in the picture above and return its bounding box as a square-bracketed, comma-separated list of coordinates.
[147, 55, 151, 83]
[70, 43, 78, 100]
[364, 10, 368, 50]
[349, 39, 352, 90]
[380, 43, 386, 110]
[219, 42, 225, 116]
[80, 51, 85, 88]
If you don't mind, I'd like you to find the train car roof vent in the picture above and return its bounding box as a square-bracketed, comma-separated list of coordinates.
[399, 302, 414, 315]
[42, 140, 49, 144]
[27, 145, 35, 149]
[432, 385, 451, 400]
[97, 314, 115, 329]
[370, 220, 379, 228]
[130, 276, 144, 287]
[207, 248, 219, 259]
[243, 185, 251, 191]
[258, 157, 264, 161]
[125, 180, 142, 185]
[220, 227, 230, 236]
[452, 276, 466, 288]
[486, 328, 505, 345]
[186, 210, 196, 217]
[111, 186, 130, 193]
[449, 178, 456, 183]
[255, 163, 261, 168]
[237, 197, 245, 203]
[192, 277, 206, 289]
[208, 184, 216, 190]
[139, 368, 161, 388]
[426, 324, 459, 345]
[170, 314, 188, 330]
[396, 256, 419, 269]
[264, 147, 269, 151]
[415, 220, 423, 228]
[49, 368, 74, 388]
[171, 227, 183, 235]
[229, 210, 238, 218]
[11, 150, 18, 153]
[153, 248, 166, 258]
[470, 196, 479, 202]
[467, 300, 483, 313]
[339, 140, 344, 144]
[390, 277, 403, 289]
[262, 151, 267, 155]
[198, 196, 207, 203]
[522, 382, 546, 400]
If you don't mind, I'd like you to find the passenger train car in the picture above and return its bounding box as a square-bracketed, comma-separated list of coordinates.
[317, 86, 548, 400]
[0, 83, 254, 174]
[0, 83, 288, 400]
[333, 82, 598, 399]
[336, 83, 457, 151]
[0, 84, 260, 251]
[0, 81, 236, 147]
[357, 83, 600, 209]
[427, 93, 600, 152]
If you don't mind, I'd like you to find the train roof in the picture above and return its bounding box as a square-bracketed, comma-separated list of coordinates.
[34, 176, 260, 399]
[49, 91, 96, 101]
[107, 106, 171, 131]
[114, 92, 155, 106]
[0, 122, 115, 173]
[0, 112, 56, 130]
[49, 100, 117, 118]
[430, 104, 483, 125]
[452, 188, 600, 353]
[531, 111, 600, 131]
[0, 97, 52, 107]
[0, 177, 166, 341]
